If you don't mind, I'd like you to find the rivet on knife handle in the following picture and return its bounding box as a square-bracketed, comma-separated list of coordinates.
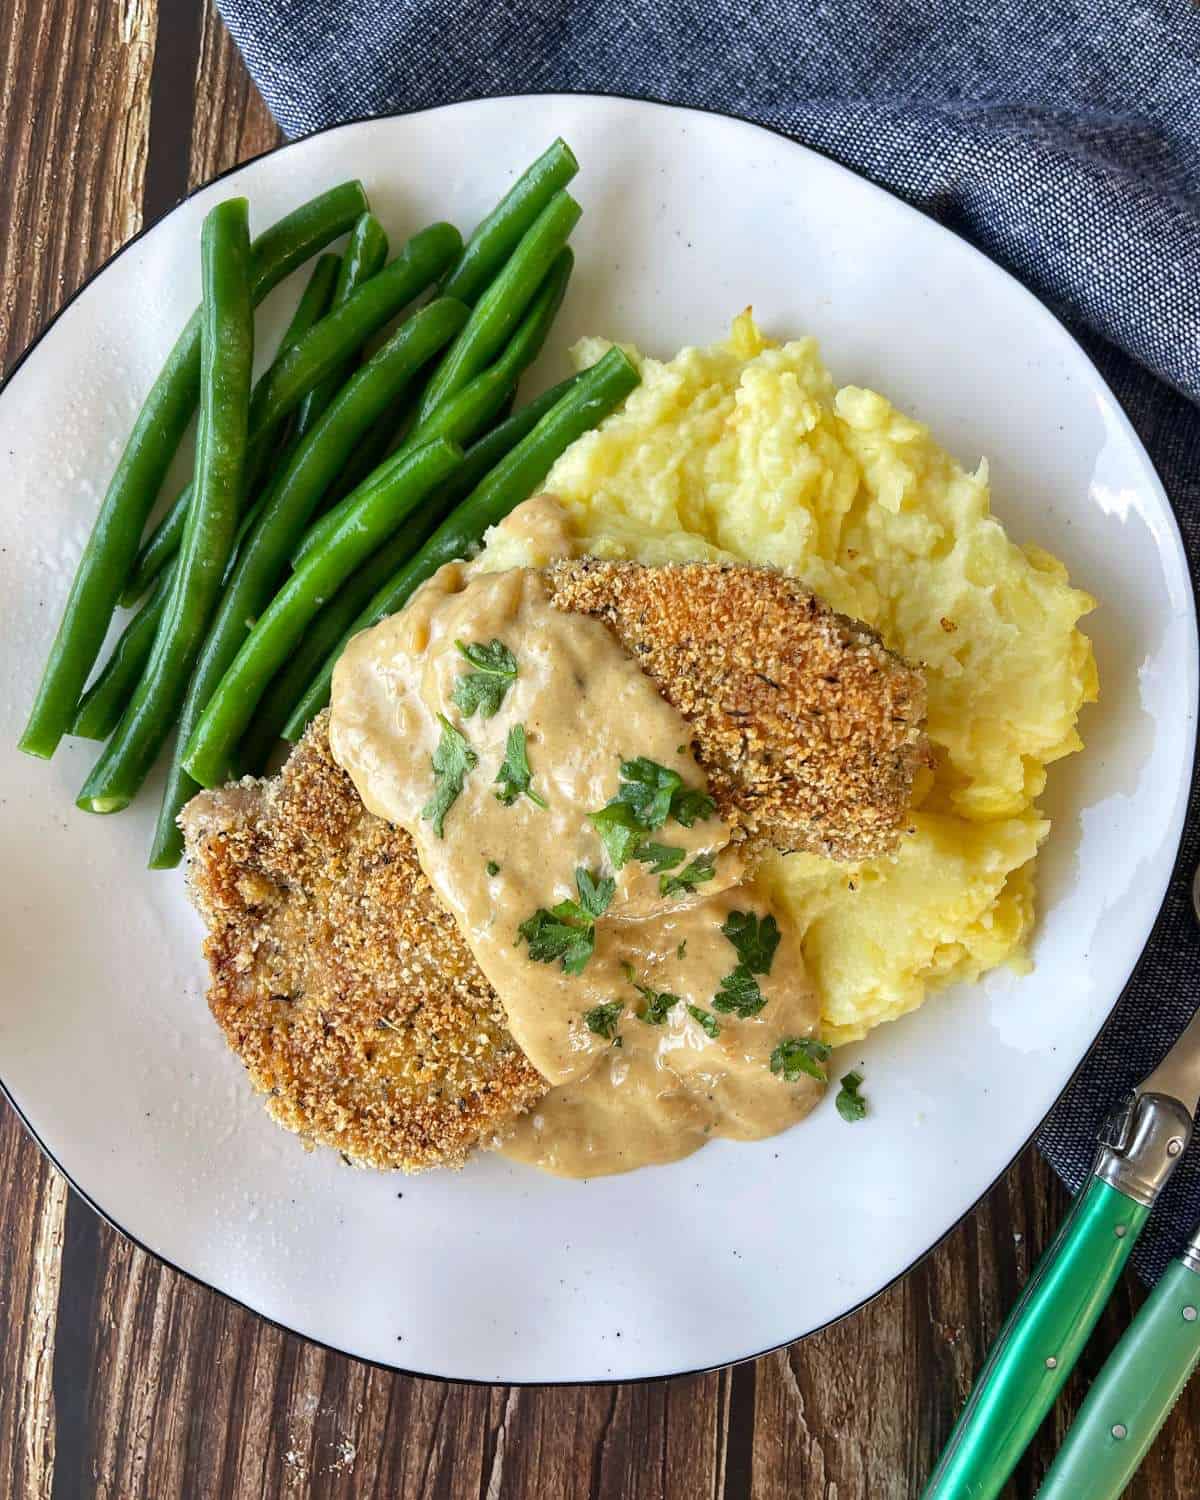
[919, 1176, 1148, 1500]
[1033, 1255, 1200, 1500]
[920, 1088, 1191, 1500]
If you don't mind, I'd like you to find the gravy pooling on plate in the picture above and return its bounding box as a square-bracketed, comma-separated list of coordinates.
[328, 500, 825, 1176]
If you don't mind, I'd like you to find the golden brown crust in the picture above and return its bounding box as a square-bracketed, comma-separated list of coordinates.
[545, 559, 927, 862]
[180, 712, 546, 1172]
[182, 561, 927, 1172]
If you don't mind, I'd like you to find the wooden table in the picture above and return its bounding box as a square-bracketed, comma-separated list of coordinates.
[0, 4, 1195, 1495]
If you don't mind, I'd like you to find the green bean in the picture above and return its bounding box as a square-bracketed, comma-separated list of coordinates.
[83, 443, 285, 748]
[20, 180, 368, 759]
[293, 243, 576, 567]
[292, 368, 506, 568]
[254, 252, 342, 486]
[282, 347, 639, 739]
[77, 198, 255, 814]
[182, 439, 463, 789]
[417, 192, 580, 425]
[268, 379, 579, 753]
[420, 372, 582, 514]
[246, 222, 459, 452]
[442, 139, 578, 305]
[323, 399, 410, 508]
[293, 214, 388, 442]
[120, 221, 458, 608]
[238, 515, 444, 773]
[120, 255, 339, 612]
[69, 574, 170, 741]
[147, 298, 467, 867]
[253, 381, 580, 756]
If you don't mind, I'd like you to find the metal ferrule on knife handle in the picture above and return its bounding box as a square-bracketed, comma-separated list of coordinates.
[1093, 1089, 1194, 1204]
[920, 1090, 1193, 1500]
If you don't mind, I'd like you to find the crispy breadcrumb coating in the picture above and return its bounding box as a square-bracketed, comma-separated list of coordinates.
[182, 560, 926, 1170]
[545, 558, 927, 862]
[180, 712, 545, 1171]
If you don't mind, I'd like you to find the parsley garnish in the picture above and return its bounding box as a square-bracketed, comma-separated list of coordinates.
[636, 984, 680, 1025]
[517, 867, 615, 976]
[616, 757, 686, 828]
[770, 1037, 832, 1083]
[661, 854, 716, 898]
[485, 860, 500, 877]
[713, 966, 766, 1017]
[621, 960, 680, 1025]
[618, 757, 715, 830]
[635, 841, 685, 875]
[589, 758, 716, 871]
[836, 1070, 868, 1122]
[711, 910, 781, 1018]
[720, 911, 781, 975]
[519, 910, 594, 973]
[451, 638, 517, 719]
[677, 941, 688, 960]
[571, 867, 616, 921]
[671, 787, 718, 827]
[584, 1001, 623, 1041]
[688, 1005, 720, 1039]
[420, 714, 477, 837]
[588, 803, 645, 869]
[494, 724, 547, 809]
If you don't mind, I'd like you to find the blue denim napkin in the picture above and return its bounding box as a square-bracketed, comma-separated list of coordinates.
[216, 0, 1200, 1281]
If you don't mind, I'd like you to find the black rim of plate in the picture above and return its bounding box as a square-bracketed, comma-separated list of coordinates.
[0, 89, 1195, 1390]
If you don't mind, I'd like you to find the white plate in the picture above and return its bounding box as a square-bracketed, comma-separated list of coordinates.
[0, 95, 1194, 1383]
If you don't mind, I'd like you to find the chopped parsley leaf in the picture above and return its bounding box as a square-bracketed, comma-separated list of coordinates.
[616, 757, 717, 831]
[712, 965, 766, 1017]
[770, 1036, 832, 1083]
[589, 758, 716, 872]
[636, 983, 680, 1025]
[636, 841, 685, 875]
[485, 860, 500, 877]
[677, 941, 688, 960]
[621, 960, 681, 1025]
[616, 757, 683, 829]
[661, 853, 716, 898]
[494, 723, 547, 809]
[688, 1005, 720, 1039]
[671, 787, 717, 827]
[451, 637, 517, 719]
[588, 802, 645, 869]
[420, 714, 477, 837]
[836, 1070, 868, 1122]
[584, 1001, 623, 1041]
[517, 910, 594, 975]
[721, 911, 781, 975]
[568, 867, 616, 921]
[517, 867, 614, 976]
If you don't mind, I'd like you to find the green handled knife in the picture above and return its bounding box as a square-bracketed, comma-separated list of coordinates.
[1035, 1218, 1200, 1499]
[920, 1001, 1200, 1500]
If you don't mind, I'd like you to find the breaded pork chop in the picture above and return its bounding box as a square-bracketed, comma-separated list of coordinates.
[183, 560, 927, 1170]
[181, 712, 546, 1171]
[545, 559, 927, 862]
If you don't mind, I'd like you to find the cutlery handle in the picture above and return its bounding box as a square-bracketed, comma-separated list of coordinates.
[920, 1177, 1149, 1500]
[1034, 1258, 1200, 1500]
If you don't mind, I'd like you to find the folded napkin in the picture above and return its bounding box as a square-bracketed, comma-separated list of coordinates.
[217, 0, 1200, 1280]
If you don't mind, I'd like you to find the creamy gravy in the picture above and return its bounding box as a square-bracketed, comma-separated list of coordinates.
[329, 498, 826, 1176]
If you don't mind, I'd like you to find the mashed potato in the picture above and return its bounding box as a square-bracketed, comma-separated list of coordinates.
[481, 314, 1097, 1045]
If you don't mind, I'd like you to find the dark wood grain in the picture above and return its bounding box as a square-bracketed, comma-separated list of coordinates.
[0, 2, 1197, 1495]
